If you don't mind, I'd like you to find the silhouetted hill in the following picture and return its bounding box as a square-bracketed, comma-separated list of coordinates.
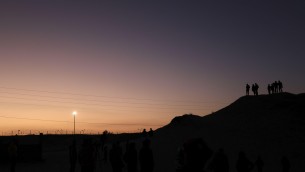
[153, 93, 305, 172]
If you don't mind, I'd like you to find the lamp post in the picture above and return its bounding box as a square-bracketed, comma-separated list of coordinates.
[72, 111, 77, 136]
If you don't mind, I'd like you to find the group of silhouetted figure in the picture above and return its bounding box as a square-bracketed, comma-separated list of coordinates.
[267, 81, 283, 94]
[109, 140, 154, 172]
[246, 80, 284, 96]
[246, 83, 259, 96]
[176, 138, 291, 172]
[142, 128, 154, 138]
[69, 137, 154, 172]
[7, 139, 18, 172]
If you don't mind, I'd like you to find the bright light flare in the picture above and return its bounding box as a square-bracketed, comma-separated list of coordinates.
[72, 111, 77, 116]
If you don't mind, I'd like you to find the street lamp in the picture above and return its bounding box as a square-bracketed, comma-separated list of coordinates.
[72, 111, 77, 135]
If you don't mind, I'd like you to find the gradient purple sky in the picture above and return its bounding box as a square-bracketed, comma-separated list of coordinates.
[0, 1, 304, 134]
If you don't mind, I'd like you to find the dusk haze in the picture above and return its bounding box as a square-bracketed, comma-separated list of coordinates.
[0, 1, 304, 134]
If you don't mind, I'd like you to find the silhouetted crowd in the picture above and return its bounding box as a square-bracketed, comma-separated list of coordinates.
[246, 83, 259, 96]
[69, 135, 154, 172]
[267, 80, 283, 94]
[246, 80, 283, 96]
[176, 138, 291, 172]
[5, 134, 292, 172]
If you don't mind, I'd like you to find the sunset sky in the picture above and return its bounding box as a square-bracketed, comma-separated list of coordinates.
[0, 1, 304, 134]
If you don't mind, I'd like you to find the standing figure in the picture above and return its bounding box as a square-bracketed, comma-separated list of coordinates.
[267, 84, 271, 95]
[148, 128, 154, 137]
[236, 151, 254, 172]
[8, 140, 18, 172]
[110, 142, 124, 172]
[281, 156, 290, 172]
[124, 142, 138, 172]
[254, 83, 259, 96]
[179, 138, 213, 172]
[139, 139, 154, 172]
[69, 141, 77, 172]
[79, 138, 96, 172]
[271, 83, 275, 94]
[274, 81, 278, 93]
[209, 148, 229, 172]
[278, 80, 283, 93]
[103, 145, 108, 163]
[252, 84, 255, 95]
[142, 129, 148, 138]
[246, 84, 250, 96]
[255, 156, 264, 172]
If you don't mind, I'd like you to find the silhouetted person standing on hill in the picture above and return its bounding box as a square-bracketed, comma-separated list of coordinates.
[8, 140, 18, 172]
[110, 142, 124, 172]
[271, 83, 275, 94]
[142, 129, 148, 138]
[148, 128, 154, 137]
[252, 84, 255, 95]
[255, 156, 264, 172]
[139, 139, 154, 172]
[281, 156, 290, 172]
[267, 84, 271, 95]
[274, 81, 278, 93]
[246, 84, 250, 96]
[124, 142, 138, 172]
[278, 80, 283, 93]
[69, 141, 77, 172]
[236, 151, 254, 172]
[254, 83, 259, 96]
[209, 148, 229, 172]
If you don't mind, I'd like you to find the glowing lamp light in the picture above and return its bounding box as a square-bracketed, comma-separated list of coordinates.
[72, 111, 77, 136]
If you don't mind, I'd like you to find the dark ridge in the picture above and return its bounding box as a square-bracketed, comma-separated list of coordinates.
[170, 114, 201, 125]
[160, 92, 305, 130]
